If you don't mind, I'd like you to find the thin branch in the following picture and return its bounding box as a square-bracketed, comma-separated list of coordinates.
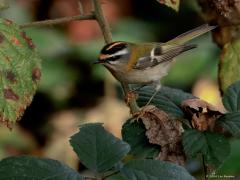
[92, 0, 139, 113]
[92, 0, 112, 44]
[121, 82, 140, 114]
[20, 14, 95, 28]
[78, 0, 84, 15]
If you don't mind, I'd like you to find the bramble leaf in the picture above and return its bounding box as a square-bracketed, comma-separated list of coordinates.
[222, 80, 240, 112]
[218, 112, 240, 137]
[0, 156, 83, 180]
[137, 86, 195, 118]
[120, 159, 194, 180]
[183, 130, 230, 168]
[0, 19, 41, 128]
[122, 119, 160, 158]
[70, 123, 130, 173]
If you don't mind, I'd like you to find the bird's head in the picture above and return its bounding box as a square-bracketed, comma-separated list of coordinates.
[95, 41, 130, 67]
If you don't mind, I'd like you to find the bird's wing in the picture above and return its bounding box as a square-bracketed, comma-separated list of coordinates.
[133, 44, 196, 70]
[166, 24, 215, 45]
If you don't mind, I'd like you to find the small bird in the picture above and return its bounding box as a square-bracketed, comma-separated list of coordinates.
[95, 24, 215, 105]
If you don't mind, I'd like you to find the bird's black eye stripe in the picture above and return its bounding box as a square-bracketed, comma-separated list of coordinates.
[105, 55, 121, 62]
[101, 42, 126, 54]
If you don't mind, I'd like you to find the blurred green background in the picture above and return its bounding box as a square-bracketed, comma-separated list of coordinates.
[0, 0, 239, 178]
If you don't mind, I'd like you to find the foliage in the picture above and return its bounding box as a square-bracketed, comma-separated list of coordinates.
[0, 156, 84, 180]
[0, 123, 194, 180]
[183, 130, 230, 168]
[0, 0, 240, 179]
[219, 40, 240, 92]
[0, 18, 41, 128]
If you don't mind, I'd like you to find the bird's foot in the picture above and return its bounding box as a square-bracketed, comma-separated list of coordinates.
[132, 105, 156, 122]
[125, 91, 138, 106]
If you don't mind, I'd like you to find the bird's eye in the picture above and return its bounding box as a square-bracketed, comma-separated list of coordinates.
[107, 55, 121, 61]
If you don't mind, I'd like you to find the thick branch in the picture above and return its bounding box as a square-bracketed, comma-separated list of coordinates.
[20, 14, 95, 28]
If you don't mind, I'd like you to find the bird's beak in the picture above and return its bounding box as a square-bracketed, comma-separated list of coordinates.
[94, 54, 108, 64]
[93, 60, 102, 64]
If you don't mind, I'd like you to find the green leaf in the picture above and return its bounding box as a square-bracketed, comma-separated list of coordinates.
[106, 173, 124, 180]
[0, 19, 41, 128]
[222, 80, 240, 112]
[0, 156, 84, 180]
[137, 86, 195, 118]
[183, 130, 230, 167]
[218, 112, 240, 137]
[219, 40, 240, 92]
[156, 0, 180, 12]
[70, 123, 130, 173]
[121, 159, 194, 180]
[122, 119, 160, 158]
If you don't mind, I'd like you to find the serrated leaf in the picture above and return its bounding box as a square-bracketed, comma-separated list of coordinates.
[122, 119, 160, 158]
[222, 80, 240, 112]
[0, 156, 84, 180]
[156, 0, 180, 11]
[137, 86, 195, 118]
[70, 123, 130, 173]
[183, 130, 230, 168]
[219, 40, 240, 92]
[218, 112, 240, 137]
[0, 19, 41, 128]
[121, 159, 194, 180]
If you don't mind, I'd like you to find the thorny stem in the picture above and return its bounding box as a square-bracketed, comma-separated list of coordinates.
[92, 0, 139, 113]
[121, 82, 140, 114]
[20, 14, 95, 28]
[92, 0, 112, 44]
[20, 0, 139, 114]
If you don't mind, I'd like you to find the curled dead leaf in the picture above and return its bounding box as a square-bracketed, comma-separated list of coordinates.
[136, 105, 185, 166]
[181, 99, 226, 131]
[198, 0, 240, 46]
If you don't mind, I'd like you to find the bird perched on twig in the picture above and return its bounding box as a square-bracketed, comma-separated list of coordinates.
[95, 24, 215, 105]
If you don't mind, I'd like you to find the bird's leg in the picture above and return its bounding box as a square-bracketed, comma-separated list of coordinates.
[131, 84, 146, 92]
[145, 83, 161, 106]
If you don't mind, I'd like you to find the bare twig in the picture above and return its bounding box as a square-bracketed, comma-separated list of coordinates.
[92, 0, 139, 113]
[121, 82, 140, 114]
[78, 0, 84, 15]
[92, 0, 112, 44]
[20, 14, 95, 28]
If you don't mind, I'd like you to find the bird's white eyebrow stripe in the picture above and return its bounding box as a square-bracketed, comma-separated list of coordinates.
[109, 48, 128, 57]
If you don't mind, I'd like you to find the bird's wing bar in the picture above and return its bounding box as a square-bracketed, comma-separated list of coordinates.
[133, 44, 196, 70]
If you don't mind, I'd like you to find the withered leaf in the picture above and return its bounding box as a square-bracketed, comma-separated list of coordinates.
[137, 105, 185, 166]
[181, 99, 225, 131]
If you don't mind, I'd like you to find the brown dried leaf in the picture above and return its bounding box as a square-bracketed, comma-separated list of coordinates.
[137, 105, 185, 166]
[181, 99, 226, 131]
[198, 0, 240, 46]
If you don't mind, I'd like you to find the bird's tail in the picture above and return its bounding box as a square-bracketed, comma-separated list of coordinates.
[166, 24, 216, 45]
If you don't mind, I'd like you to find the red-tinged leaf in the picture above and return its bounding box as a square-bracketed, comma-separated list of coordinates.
[0, 19, 41, 128]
